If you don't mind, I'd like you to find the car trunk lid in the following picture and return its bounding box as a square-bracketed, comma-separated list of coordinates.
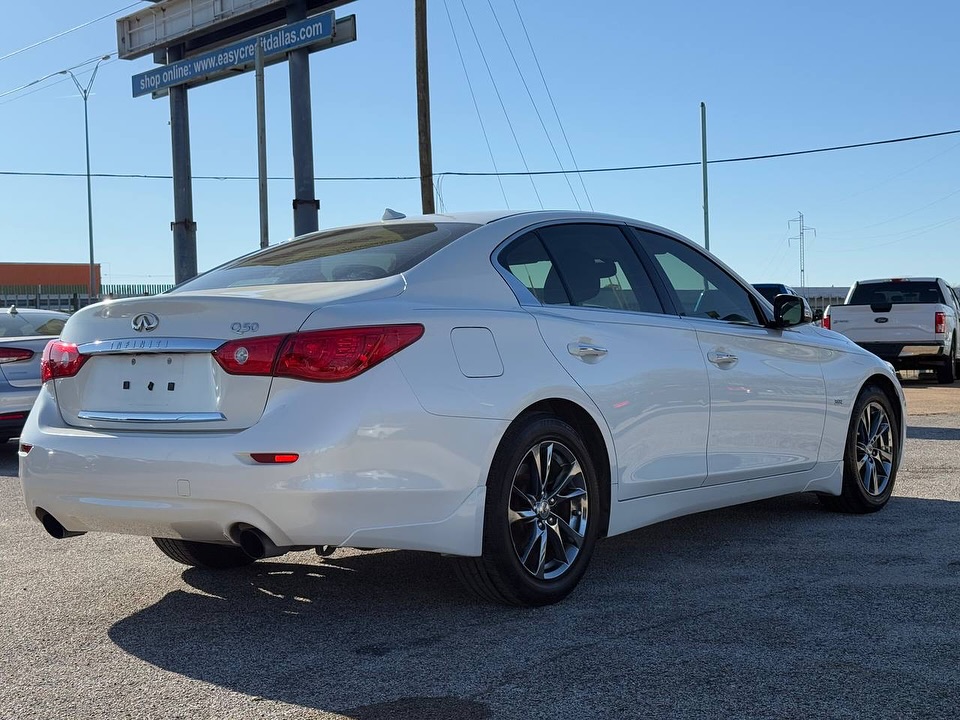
[52, 279, 404, 431]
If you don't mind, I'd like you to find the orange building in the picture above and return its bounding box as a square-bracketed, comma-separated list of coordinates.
[0, 263, 101, 288]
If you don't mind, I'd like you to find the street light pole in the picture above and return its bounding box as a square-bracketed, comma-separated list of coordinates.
[61, 56, 110, 303]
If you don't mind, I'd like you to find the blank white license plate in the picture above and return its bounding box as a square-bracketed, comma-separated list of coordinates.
[85, 354, 214, 411]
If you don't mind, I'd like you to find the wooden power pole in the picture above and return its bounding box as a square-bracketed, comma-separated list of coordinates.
[415, 0, 435, 214]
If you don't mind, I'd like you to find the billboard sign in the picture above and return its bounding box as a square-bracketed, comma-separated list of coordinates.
[132, 11, 335, 98]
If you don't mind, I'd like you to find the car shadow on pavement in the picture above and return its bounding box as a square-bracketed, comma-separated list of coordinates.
[108, 493, 960, 719]
[907, 426, 960, 440]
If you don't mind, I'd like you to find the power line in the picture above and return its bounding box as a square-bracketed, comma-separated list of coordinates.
[459, 0, 543, 208]
[486, 0, 580, 209]
[2, 128, 959, 183]
[509, 0, 593, 210]
[0, 53, 114, 101]
[441, 0, 509, 208]
[0, 4, 142, 64]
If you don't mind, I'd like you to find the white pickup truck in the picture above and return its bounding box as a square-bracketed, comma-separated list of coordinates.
[823, 277, 960, 383]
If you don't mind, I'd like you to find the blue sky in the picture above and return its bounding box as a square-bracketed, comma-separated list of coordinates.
[1, 0, 958, 289]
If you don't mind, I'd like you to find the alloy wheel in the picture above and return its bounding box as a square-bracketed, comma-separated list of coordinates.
[855, 401, 895, 496]
[508, 440, 589, 580]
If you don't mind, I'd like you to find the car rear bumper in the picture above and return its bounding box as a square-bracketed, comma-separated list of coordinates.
[18, 365, 506, 557]
[857, 342, 948, 368]
[0, 384, 39, 437]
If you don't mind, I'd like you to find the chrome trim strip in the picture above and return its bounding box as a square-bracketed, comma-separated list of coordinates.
[899, 345, 945, 358]
[77, 411, 226, 423]
[78, 337, 222, 355]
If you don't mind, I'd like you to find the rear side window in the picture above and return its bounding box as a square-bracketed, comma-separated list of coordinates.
[175, 222, 479, 291]
[499, 224, 662, 313]
[848, 281, 944, 305]
[0, 312, 66, 338]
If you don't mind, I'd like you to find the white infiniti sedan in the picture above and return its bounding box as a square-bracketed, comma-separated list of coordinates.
[19, 211, 905, 606]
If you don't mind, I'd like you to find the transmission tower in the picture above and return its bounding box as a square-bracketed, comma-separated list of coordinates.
[789, 212, 816, 289]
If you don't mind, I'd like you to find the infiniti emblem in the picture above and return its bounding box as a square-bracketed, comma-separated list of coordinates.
[132, 312, 160, 332]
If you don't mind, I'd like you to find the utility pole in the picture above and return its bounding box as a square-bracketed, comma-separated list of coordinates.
[415, 0, 435, 214]
[61, 55, 111, 302]
[789, 212, 816, 289]
[255, 42, 269, 248]
[700, 102, 710, 252]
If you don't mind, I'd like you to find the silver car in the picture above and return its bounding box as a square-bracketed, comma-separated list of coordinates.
[0, 307, 69, 443]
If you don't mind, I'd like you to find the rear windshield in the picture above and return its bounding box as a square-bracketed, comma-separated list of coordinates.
[848, 281, 944, 305]
[0, 311, 67, 338]
[175, 222, 479, 291]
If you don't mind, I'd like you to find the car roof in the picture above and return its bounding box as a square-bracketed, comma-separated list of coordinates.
[855, 277, 942, 284]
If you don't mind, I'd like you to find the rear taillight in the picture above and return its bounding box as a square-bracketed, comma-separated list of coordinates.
[212, 334, 286, 376]
[40, 340, 88, 382]
[821, 313, 831, 330]
[935, 311, 946, 334]
[0, 347, 34, 364]
[212, 324, 424, 382]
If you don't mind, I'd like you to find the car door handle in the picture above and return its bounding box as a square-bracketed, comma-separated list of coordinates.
[707, 350, 738, 367]
[568, 342, 608, 358]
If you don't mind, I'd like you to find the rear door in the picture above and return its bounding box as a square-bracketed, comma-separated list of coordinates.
[631, 228, 827, 485]
[498, 222, 711, 500]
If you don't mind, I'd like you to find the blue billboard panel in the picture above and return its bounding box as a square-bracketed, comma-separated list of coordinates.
[132, 12, 334, 98]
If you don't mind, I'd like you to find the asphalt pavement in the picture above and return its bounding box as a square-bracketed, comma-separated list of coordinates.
[1, 381, 958, 719]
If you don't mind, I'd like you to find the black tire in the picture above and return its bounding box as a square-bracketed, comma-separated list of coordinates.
[454, 413, 601, 606]
[153, 537, 256, 569]
[937, 343, 957, 384]
[819, 384, 900, 513]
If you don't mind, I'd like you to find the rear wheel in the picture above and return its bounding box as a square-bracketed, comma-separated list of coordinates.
[454, 413, 600, 606]
[938, 341, 957, 384]
[820, 384, 899, 513]
[153, 537, 255, 569]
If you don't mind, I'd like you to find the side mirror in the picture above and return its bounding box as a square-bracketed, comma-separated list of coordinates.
[772, 294, 813, 328]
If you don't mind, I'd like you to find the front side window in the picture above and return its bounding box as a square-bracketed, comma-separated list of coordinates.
[175, 222, 480, 291]
[636, 229, 760, 324]
[506, 224, 662, 313]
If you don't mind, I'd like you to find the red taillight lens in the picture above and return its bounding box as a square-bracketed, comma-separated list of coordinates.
[275, 324, 424, 382]
[213, 334, 286, 375]
[935, 311, 946, 334]
[0, 347, 34, 364]
[821, 314, 831, 330]
[212, 325, 424, 382]
[40, 340, 87, 382]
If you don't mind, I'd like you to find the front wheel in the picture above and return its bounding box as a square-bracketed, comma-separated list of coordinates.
[454, 413, 601, 606]
[820, 384, 900, 513]
[153, 537, 256, 569]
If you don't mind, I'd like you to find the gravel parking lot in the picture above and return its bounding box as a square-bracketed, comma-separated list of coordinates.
[2, 380, 958, 719]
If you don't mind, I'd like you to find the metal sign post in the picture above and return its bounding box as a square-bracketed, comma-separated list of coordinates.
[120, 0, 356, 282]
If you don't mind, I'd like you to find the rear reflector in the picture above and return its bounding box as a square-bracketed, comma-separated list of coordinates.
[0, 411, 28, 421]
[213, 324, 424, 382]
[0, 348, 34, 364]
[935, 311, 946, 334]
[250, 453, 299, 464]
[40, 340, 88, 382]
[18, 443, 33, 455]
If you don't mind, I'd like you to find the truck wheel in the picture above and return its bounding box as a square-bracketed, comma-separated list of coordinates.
[937, 344, 956, 384]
